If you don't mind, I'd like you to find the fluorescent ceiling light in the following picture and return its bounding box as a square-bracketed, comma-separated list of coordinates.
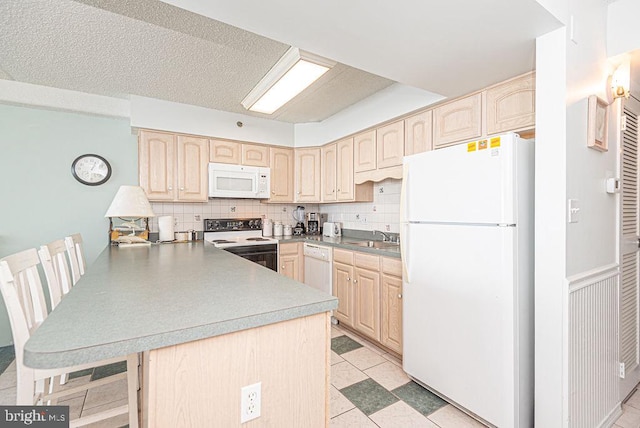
[242, 47, 336, 115]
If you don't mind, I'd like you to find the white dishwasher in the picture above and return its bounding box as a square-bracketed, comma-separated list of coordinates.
[303, 243, 332, 295]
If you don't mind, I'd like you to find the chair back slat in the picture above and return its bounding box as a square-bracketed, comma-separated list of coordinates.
[39, 239, 73, 309]
[65, 234, 85, 285]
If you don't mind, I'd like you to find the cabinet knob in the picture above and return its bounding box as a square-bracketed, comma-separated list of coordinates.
[272, 191, 276, 194]
[346, 277, 350, 281]
[353, 279, 358, 284]
[398, 294, 403, 299]
[168, 186, 173, 190]
[180, 187, 185, 191]
[281, 265, 285, 269]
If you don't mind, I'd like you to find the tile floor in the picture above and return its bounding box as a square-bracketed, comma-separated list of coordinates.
[3, 326, 638, 427]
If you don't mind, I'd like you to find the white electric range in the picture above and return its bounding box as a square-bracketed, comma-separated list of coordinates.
[203, 218, 278, 271]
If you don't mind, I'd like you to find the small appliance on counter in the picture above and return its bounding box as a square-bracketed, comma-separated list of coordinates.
[158, 215, 174, 242]
[306, 213, 328, 235]
[322, 222, 342, 238]
[293, 206, 306, 235]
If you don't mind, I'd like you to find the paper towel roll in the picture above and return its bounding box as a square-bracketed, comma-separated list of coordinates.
[158, 216, 174, 242]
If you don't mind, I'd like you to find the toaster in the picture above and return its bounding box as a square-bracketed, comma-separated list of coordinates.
[323, 222, 342, 237]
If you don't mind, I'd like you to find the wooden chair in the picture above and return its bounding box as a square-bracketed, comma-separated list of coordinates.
[65, 233, 86, 285]
[38, 239, 73, 310]
[0, 248, 139, 427]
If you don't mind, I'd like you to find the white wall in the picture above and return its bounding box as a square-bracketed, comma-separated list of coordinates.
[294, 83, 444, 147]
[607, 0, 640, 58]
[130, 96, 296, 147]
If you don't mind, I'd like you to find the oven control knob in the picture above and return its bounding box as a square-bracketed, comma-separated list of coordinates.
[248, 220, 254, 228]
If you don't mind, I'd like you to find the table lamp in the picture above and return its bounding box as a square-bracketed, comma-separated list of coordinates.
[104, 185, 155, 244]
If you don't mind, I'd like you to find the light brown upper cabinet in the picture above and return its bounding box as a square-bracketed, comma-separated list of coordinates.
[433, 93, 482, 148]
[336, 138, 356, 201]
[269, 147, 294, 203]
[354, 130, 377, 173]
[486, 72, 536, 135]
[404, 111, 433, 156]
[209, 139, 240, 164]
[139, 130, 208, 202]
[321, 143, 337, 202]
[242, 143, 270, 167]
[376, 120, 404, 169]
[295, 147, 321, 202]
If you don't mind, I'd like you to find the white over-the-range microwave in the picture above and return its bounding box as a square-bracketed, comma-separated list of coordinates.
[208, 162, 271, 199]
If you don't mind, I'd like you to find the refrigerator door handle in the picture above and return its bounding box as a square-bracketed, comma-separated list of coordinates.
[401, 222, 410, 283]
[400, 163, 409, 223]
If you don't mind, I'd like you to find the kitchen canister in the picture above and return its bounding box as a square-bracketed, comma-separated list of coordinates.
[274, 221, 283, 236]
[262, 219, 273, 237]
[283, 224, 292, 236]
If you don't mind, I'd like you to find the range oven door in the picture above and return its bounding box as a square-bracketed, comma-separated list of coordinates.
[224, 244, 277, 271]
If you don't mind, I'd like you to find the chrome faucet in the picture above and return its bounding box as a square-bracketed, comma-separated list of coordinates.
[374, 230, 391, 242]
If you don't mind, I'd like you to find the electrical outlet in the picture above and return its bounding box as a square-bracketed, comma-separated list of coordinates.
[240, 382, 261, 423]
[173, 217, 178, 227]
[194, 215, 201, 221]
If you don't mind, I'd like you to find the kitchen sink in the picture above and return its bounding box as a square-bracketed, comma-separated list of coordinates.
[346, 240, 400, 249]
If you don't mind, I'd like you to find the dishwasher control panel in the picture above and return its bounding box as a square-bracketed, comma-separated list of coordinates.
[303, 243, 332, 260]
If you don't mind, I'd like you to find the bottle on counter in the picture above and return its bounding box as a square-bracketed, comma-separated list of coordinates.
[274, 221, 283, 236]
[263, 219, 273, 237]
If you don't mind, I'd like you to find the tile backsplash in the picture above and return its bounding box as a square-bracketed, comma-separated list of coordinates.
[150, 178, 401, 234]
[150, 200, 319, 232]
[321, 178, 401, 233]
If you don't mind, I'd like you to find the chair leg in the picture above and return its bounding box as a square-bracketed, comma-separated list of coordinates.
[16, 368, 35, 405]
[126, 354, 140, 428]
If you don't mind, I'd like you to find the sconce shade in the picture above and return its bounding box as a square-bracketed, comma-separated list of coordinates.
[104, 186, 155, 218]
[609, 60, 631, 101]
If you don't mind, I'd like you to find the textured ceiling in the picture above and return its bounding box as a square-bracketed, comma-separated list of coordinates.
[0, 0, 394, 123]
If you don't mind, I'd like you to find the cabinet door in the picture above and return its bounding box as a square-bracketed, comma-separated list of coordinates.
[321, 143, 337, 202]
[354, 268, 381, 341]
[381, 274, 403, 354]
[139, 130, 175, 201]
[177, 135, 208, 201]
[295, 148, 321, 202]
[376, 120, 404, 169]
[333, 262, 354, 327]
[486, 73, 535, 135]
[433, 93, 482, 148]
[405, 110, 433, 156]
[354, 130, 376, 173]
[336, 138, 355, 201]
[279, 254, 299, 281]
[269, 147, 294, 203]
[242, 144, 270, 167]
[209, 139, 240, 164]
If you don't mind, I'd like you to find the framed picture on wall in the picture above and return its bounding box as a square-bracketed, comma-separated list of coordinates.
[587, 95, 609, 152]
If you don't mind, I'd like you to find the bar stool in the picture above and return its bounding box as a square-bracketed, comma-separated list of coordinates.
[0, 248, 139, 427]
[65, 233, 86, 285]
[38, 239, 73, 310]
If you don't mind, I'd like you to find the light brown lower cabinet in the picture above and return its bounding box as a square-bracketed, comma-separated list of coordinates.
[332, 248, 402, 354]
[278, 242, 303, 282]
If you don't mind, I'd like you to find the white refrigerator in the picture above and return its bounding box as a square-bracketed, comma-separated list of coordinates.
[400, 133, 533, 427]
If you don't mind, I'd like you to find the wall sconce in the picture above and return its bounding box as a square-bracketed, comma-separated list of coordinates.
[241, 47, 336, 115]
[607, 60, 631, 102]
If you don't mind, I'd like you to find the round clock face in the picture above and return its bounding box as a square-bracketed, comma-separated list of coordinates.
[71, 154, 112, 186]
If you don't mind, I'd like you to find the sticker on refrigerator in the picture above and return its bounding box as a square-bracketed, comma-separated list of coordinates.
[490, 137, 501, 148]
[478, 140, 488, 150]
[467, 141, 477, 152]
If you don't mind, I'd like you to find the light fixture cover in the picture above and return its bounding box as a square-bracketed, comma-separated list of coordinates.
[242, 47, 336, 114]
[104, 185, 155, 218]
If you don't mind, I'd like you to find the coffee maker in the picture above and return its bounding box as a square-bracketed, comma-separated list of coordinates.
[306, 213, 319, 235]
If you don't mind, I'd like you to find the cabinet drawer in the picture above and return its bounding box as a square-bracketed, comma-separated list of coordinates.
[381, 257, 402, 277]
[279, 242, 299, 256]
[333, 248, 354, 265]
[354, 252, 380, 271]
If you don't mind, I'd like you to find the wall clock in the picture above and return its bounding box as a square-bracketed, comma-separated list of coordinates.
[71, 154, 112, 186]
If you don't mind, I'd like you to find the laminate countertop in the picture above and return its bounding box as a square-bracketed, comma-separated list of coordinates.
[24, 243, 337, 369]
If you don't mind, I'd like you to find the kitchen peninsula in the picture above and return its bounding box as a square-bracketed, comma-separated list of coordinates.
[23, 243, 337, 427]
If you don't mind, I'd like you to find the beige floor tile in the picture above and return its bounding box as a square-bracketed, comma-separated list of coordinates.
[331, 351, 345, 365]
[428, 405, 487, 428]
[330, 407, 378, 428]
[331, 327, 344, 338]
[58, 395, 85, 420]
[623, 404, 640, 415]
[330, 385, 355, 418]
[83, 378, 128, 411]
[0, 385, 16, 405]
[364, 361, 410, 390]
[341, 347, 387, 371]
[627, 390, 640, 410]
[381, 352, 403, 368]
[0, 362, 17, 390]
[370, 401, 439, 428]
[615, 409, 640, 428]
[82, 397, 129, 428]
[331, 361, 368, 390]
[57, 375, 92, 401]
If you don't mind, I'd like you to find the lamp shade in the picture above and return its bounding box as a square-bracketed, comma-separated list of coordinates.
[104, 186, 155, 218]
